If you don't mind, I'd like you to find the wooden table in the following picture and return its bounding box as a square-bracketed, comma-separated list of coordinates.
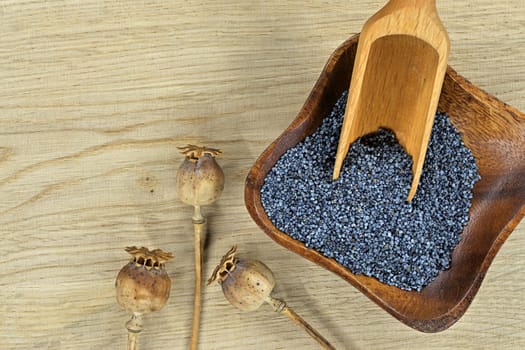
[1, 1, 523, 349]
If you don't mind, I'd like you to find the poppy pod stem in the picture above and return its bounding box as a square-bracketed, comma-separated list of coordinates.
[191, 211, 205, 350]
[193, 205, 204, 223]
[264, 296, 336, 350]
[125, 312, 143, 350]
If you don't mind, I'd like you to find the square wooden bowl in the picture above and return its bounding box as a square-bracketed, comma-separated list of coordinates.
[245, 34, 525, 332]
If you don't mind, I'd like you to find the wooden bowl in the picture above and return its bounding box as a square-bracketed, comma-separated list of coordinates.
[245, 34, 525, 332]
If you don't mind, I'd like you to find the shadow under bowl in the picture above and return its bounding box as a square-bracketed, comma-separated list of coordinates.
[245, 34, 525, 332]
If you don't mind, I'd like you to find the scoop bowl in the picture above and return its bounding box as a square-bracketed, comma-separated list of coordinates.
[245, 34, 525, 332]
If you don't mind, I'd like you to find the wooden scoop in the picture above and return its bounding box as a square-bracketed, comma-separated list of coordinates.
[333, 0, 450, 202]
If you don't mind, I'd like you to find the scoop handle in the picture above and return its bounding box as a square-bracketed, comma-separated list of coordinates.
[386, 0, 437, 11]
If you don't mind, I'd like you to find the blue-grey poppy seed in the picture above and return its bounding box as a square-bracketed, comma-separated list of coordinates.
[260, 91, 480, 291]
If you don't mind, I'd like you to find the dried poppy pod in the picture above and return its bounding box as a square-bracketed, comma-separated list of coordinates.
[176, 144, 225, 215]
[176, 144, 225, 350]
[208, 246, 336, 350]
[115, 246, 174, 350]
[116, 246, 173, 313]
[208, 245, 275, 311]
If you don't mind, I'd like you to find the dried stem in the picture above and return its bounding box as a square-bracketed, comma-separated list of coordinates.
[190, 205, 206, 350]
[128, 333, 138, 350]
[125, 313, 143, 350]
[193, 205, 204, 223]
[265, 296, 336, 350]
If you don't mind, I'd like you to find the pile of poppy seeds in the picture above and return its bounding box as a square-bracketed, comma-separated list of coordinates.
[261, 92, 480, 291]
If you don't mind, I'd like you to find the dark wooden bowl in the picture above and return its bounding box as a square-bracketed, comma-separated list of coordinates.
[245, 34, 525, 332]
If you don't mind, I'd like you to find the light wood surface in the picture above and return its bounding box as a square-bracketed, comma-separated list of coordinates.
[1, 1, 523, 349]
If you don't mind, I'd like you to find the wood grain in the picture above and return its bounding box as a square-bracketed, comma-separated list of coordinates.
[0, 1, 523, 349]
